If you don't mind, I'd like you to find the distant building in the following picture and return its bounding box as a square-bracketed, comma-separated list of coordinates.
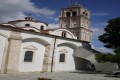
[0, 3, 116, 74]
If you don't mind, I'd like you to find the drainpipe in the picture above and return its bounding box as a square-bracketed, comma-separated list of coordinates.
[51, 36, 57, 72]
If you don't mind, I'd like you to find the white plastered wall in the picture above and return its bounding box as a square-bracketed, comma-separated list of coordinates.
[19, 32, 52, 72]
[54, 46, 75, 71]
[19, 42, 45, 72]
[0, 29, 10, 70]
[15, 21, 47, 30]
[0, 36, 6, 70]
[54, 39, 82, 71]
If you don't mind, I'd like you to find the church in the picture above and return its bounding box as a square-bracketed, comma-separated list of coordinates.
[0, 3, 116, 74]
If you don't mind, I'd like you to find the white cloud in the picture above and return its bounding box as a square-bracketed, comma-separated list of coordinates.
[48, 23, 59, 29]
[0, 0, 55, 23]
[92, 23, 108, 27]
[91, 22, 108, 40]
[91, 27, 104, 39]
[92, 45, 113, 53]
[91, 13, 109, 16]
[38, 8, 55, 16]
[54, 18, 59, 21]
[91, 27, 99, 32]
[46, 17, 59, 22]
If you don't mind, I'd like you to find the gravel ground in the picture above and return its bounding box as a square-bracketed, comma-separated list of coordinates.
[0, 72, 120, 80]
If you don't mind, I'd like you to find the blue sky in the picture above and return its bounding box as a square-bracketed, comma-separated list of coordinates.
[31, 0, 120, 53]
[0, 0, 120, 53]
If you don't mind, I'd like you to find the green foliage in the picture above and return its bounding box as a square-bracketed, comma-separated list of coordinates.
[95, 46, 120, 63]
[95, 53, 115, 63]
[98, 17, 120, 49]
[96, 17, 120, 63]
[114, 46, 120, 53]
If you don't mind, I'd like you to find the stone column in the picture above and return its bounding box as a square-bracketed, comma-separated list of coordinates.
[1, 39, 9, 74]
[3, 30, 22, 73]
[42, 45, 51, 72]
[42, 38, 57, 72]
[48, 38, 57, 72]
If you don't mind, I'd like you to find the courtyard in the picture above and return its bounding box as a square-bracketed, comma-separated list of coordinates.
[0, 71, 120, 80]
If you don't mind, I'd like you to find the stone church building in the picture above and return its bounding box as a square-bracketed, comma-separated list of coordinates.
[0, 4, 116, 74]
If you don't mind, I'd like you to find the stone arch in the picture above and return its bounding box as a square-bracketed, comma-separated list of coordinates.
[57, 42, 78, 49]
[54, 29, 76, 39]
[22, 38, 50, 46]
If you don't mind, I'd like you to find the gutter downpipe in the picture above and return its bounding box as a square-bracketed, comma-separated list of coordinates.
[51, 36, 57, 72]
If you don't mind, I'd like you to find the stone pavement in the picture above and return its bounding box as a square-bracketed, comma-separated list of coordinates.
[0, 72, 120, 80]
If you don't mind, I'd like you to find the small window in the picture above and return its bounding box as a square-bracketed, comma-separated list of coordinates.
[28, 18, 30, 20]
[65, 25, 68, 28]
[25, 17, 27, 20]
[66, 12, 70, 17]
[74, 24, 76, 27]
[72, 11, 77, 16]
[59, 53, 65, 62]
[25, 24, 30, 26]
[62, 32, 66, 37]
[24, 51, 33, 62]
[41, 26, 44, 30]
[83, 12, 85, 14]
[86, 13, 88, 16]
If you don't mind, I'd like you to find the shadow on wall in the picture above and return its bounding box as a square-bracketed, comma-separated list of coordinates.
[74, 56, 96, 71]
[22, 38, 50, 46]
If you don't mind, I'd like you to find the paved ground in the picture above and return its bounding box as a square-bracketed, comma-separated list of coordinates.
[0, 71, 120, 80]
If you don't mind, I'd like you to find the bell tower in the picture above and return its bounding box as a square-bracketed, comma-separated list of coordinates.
[59, 3, 92, 42]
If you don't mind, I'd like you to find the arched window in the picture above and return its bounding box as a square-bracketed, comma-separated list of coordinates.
[24, 51, 33, 62]
[66, 12, 70, 17]
[59, 53, 65, 62]
[72, 11, 77, 16]
[25, 24, 30, 26]
[62, 32, 66, 37]
[41, 26, 44, 30]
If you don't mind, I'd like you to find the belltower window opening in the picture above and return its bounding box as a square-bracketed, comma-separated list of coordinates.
[72, 11, 77, 16]
[66, 12, 71, 17]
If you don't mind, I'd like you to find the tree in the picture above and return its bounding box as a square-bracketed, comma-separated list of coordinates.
[99, 17, 120, 49]
[96, 17, 120, 69]
[95, 47, 120, 69]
